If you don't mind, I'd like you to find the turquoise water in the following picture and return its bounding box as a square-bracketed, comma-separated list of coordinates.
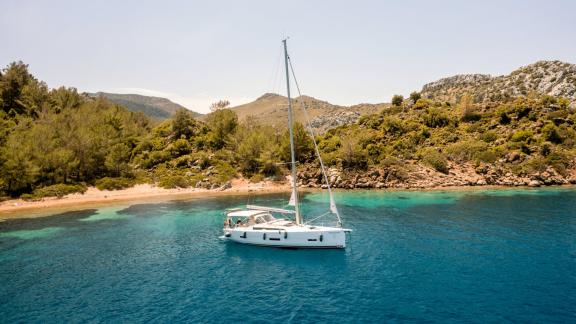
[0, 188, 575, 323]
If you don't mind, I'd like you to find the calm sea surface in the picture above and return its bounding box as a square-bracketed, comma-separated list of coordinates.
[0, 188, 575, 323]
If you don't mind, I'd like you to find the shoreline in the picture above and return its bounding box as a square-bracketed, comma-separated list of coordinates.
[0, 179, 291, 220]
[1, 180, 573, 221]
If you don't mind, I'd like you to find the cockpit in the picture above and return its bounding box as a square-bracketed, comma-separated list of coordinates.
[224, 209, 278, 228]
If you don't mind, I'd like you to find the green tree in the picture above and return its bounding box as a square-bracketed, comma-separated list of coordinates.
[0, 61, 48, 117]
[49, 87, 83, 113]
[237, 131, 269, 174]
[339, 138, 367, 170]
[0, 124, 39, 194]
[105, 143, 132, 176]
[391, 94, 404, 106]
[409, 91, 421, 103]
[280, 122, 313, 163]
[209, 100, 230, 112]
[205, 109, 238, 149]
[172, 109, 198, 139]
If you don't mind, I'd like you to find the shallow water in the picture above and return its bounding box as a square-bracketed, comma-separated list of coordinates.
[0, 188, 575, 323]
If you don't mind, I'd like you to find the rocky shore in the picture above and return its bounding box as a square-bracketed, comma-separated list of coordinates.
[296, 162, 576, 189]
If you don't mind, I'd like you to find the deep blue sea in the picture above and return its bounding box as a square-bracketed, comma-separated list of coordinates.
[0, 188, 575, 323]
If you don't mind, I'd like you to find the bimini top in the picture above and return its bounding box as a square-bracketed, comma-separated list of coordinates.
[226, 210, 268, 217]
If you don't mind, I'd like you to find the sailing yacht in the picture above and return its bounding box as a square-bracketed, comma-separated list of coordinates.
[221, 39, 351, 248]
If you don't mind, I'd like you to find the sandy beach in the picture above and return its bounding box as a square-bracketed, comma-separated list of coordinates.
[2, 177, 573, 221]
[0, 179, 291, 220]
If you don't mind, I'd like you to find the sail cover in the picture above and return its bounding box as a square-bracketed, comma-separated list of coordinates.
[329, 193, 338, 215]
[288, 187, 296, 206]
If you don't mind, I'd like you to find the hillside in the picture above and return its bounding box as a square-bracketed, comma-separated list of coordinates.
[229, 93, 385, 132]
[2, 60, 576, 201]
[421, 60, 576, 103]
[88, 92, 202, 119]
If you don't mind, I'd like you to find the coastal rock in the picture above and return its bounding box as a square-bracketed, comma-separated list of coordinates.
[375, 182, 386, 189]
[505, 152, 521, 163]
[217, 181, 232, 191]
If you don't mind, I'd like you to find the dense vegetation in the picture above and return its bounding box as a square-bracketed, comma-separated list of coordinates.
[321, 93, 575, 181]
[1, 61, 575, 199]
[0, 62, 307, 198]
[0, 62, 152, 197]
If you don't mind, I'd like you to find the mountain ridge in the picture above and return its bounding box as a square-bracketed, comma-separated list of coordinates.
[229, 92, 385, 132]
[421, 60, 576, 103]
[87, 92, 202, 119]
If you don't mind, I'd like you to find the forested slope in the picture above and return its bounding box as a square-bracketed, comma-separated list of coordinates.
[1, 61, 576, 200]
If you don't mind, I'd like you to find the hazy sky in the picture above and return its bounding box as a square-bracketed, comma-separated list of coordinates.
[1, 0, 575, 113]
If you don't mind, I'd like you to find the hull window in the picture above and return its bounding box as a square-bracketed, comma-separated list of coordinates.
[307, 239, 317, 242]
[269, 238, 280, 241]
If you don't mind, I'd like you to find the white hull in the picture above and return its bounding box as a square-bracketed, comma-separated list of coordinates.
[223, 225, 348, 249]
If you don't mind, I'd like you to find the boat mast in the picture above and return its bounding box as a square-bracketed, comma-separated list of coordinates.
[283, 39, 302, 225]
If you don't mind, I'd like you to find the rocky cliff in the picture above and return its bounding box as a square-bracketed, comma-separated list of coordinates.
[421, 60, 576, 103]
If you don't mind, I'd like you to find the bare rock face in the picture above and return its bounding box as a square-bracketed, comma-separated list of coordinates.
[421, 60, 576, 103]
[309, 110, 361, 133]
[529, 180, 542, 187]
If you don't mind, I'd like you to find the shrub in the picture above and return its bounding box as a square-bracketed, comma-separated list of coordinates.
[546, 151, 570, 175]
[557, 97, 570, 109]
[249, 173, 264, 183]
[411, 127, 430, 145]
[422, 108, 450, 128]
[412, 98, 429, 110]
[461, 107, 482, 122]
[475, 150, 498, 163]
[188, 151, 212, 169]
[339, 138, 368, 170]
[95, 177, 135, 191]
[513, 105, 531, 119]
[158, 176, 190, 189]
[381, 156, 403, 167]
[541, 123, 563, 144]
[142, 150, 171, 168]
[547, 110, 569, 121]
[510, 130, 533, 143]
[358, 114, 383, 129]
[540, 142, 552, 156]
[382, 117, 406, 135]
[168, 138, 192, 157]
[421, 148, 449, 174]
[20, 193, 41, 202]
[445, 140, 488, 163]
[480, 130, 498, 143]
[540, 95, 557, 107]
[497, 107, 511, 124]
[522, 156, 547, 174]
[31, 183, 88, 198]
[213, 162, 237, 183]
[365, 143, 382, 160]
[319, 135, 341, 153]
